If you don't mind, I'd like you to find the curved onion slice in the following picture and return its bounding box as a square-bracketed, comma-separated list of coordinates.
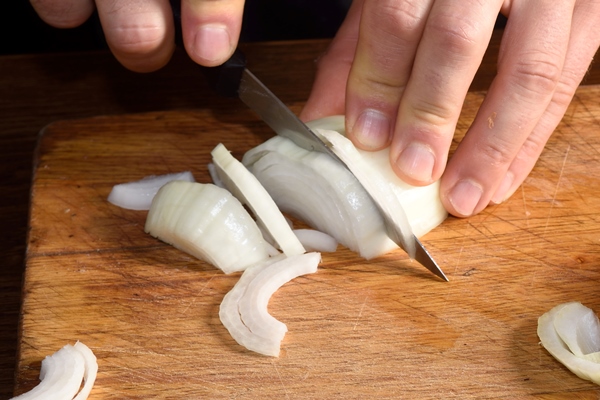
[538, 302, 600, 384]
[219, 252, 320, 357]
[243, 136, 396, 259]
[145, 180, 271, 273]
[11, 342, 97, 400]
[211, 143, 305, 257]
[108, 171, 195, 210]
[293, 229, 338, 252]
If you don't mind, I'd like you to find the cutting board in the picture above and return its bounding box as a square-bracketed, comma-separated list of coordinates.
[15, 86, 600, 399]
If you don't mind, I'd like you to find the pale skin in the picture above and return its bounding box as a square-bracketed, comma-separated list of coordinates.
[31, 0, 600, 217]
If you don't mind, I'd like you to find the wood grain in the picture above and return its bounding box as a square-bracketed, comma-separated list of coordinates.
[14, 85, 600, 398]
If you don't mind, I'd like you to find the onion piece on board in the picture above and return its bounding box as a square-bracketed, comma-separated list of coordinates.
[293, 229, 338, 252]
[11, 341, 97, 400]
[553, 302, 600, 362]
[538, 302, 600, 385]
[108, 171, 195, 210]
[219, 252, 321, 357]
[211, 143, 305, 257]
[243, 136, 395, 259]
[145, 180, 271, 273]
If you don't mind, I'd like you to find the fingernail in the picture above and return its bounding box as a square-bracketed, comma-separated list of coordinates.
[491, 171, 515, 204]
[351, 109, 391, 149]
[193, 24, 231, 63]
[447, 179, 483, 217]
[395, 142, 435, 182]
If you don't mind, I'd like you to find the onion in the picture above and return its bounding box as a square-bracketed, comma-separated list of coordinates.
[219, 252, 320, 356]
[145, 180, 271, 273]
[538, 302, 600, 384]
[107, 171, 195, 210]
[242, 116, 447, 260]
[211, 143, 305, 257]
[11, 342, 97, 400]
[293, 229, 338, 252]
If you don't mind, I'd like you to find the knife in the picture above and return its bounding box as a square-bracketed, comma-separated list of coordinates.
[169, 2, 447, 281]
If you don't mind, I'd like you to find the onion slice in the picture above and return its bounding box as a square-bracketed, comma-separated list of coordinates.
[211, 143, 305, 257]
[219, 252, 320, 356]
[108, 171, 195, 210]
[11, 342, 97, 400]
[293, 229, 338, 252]
[538, 302, 600, 384]
[145, 180, 271, 273]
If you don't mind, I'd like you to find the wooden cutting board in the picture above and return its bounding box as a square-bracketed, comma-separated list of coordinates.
[15, 86, 600, 399]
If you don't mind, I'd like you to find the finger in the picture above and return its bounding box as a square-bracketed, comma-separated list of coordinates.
[390, 0, 502, 185]
[181, 0, 245, 67]
[96, 0, 175, 72]
[300, 0, 363, 122]
[30, 0, 95, 28]
[440, 0, 576, 217]
[345, 0, 433, 151]
[490, 0, 600, 204]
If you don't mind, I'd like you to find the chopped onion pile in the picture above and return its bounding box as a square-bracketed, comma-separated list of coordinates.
[538, 302, 600, 385]
[108, 171, 195, 210]
[219, 252, 321, 357]
[11, 341, 97, 400]
[145, 180, 271, 274]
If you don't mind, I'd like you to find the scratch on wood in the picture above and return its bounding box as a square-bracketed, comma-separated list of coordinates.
[353, 296, 368, 330]
[271, 361, 290, 399]
[542, 145, 571, 237]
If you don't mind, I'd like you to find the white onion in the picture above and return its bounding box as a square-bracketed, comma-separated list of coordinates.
[11, 342, 97, 400]
[211, 143, 305, 257]
[293, 229, 338, 252]
[145, 180, 271, 273]
[219, 252, 320, 356]
[107, 171, 195, 210]
[538, 302, 600, 384]
[243, 136, 396, 259]
[242, 116, 447, 260]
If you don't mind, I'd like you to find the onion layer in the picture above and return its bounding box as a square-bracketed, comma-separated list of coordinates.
[108, 171, 195, 210]
[538, 302, 600, 385]
[11, 342, 97, 400]
[219, 252, 321, 356]
[211, 143, 305, 257]
[145, 180, 271, 273]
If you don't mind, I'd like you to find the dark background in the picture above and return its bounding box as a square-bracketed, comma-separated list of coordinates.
[1, 1, 506, 57]
[0, 1, 351, 56]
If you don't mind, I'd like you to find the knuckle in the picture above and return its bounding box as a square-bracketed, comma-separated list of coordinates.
[109, 24, 166, 55]
[427, 12, 480, 56]
[477, 138, 514, 169]
[411, 99, 456, 127]
[510, 54, 563, 97]
[373, 0, 425, 34]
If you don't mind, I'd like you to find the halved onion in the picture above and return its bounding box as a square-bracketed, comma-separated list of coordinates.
[145, 180, 271, 273]
[108, 171, 194, 210]
[243, 116, 447, 260]
[211, 143, 305, 257]
[219, 252, 321, 356]
[538, 302, 600, 384]
[11, 342, 97, 400]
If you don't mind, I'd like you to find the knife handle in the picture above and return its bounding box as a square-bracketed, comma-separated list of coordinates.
[200, 49, 246, 98]
[169, 0, 246, 98]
